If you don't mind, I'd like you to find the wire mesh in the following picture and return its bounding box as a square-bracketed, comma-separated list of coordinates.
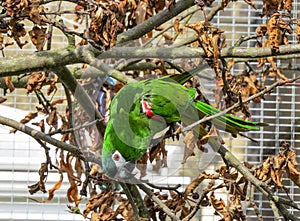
[0, 0, 300, 220]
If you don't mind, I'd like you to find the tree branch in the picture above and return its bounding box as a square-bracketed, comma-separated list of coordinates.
[1, 44, 300, 78]
[210, 137, 300, 221]
[116, 0, 196, 45]
[51, 66, 106, 136]
[0, 115, 84, 160]
[134, 178, 180, 221]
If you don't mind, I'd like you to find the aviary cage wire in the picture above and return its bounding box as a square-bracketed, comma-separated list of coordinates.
[0, 0, 300, 220]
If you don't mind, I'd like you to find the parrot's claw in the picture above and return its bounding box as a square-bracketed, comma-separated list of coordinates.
[173, 126, 181, 136]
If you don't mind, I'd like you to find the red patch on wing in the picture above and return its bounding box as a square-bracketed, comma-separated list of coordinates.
[142, 99, 153, 118]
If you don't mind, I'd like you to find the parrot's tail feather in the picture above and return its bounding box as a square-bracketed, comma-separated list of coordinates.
[194, 100, 268, 135]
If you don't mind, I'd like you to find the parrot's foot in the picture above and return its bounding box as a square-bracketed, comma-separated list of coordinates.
[165, 123, 181, 141]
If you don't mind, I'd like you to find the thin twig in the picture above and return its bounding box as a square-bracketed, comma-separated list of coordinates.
[132, 178, 180, 221]
[247, 184, 263, 221]
[48, 119, 102, 136]
[273, 196, 300, 211]
[41, 17, 102, 50]
[270, 200, 283, 221]
[146, 183, 182, 191]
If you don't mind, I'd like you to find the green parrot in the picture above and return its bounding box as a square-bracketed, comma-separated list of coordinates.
[101, 71, 267, 179]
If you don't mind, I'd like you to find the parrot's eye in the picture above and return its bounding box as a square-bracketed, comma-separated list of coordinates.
[113, 153, 120, 161]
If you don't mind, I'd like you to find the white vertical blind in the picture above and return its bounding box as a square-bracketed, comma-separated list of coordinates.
[1, 0, 300, 220]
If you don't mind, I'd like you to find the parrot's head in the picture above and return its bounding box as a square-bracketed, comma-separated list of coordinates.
[102, 150, 135, 180]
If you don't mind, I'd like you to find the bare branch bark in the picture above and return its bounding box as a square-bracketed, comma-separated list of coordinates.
[1, 44, 300, 79]
[116, 0, 196, 45]
[52, 66, 106, 136]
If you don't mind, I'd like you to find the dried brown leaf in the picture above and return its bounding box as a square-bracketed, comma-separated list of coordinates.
[174, 18, 180, 34]
[137, 152, 148, 178]
[50, 99, 65, 107]
[4, 76, 15, 92]
[33, 173, 63, 203]
[29, 5, 44, 25]
[284, 0, 293, 12]
[270, 154, 286, 187]
[122, 202, 134, 220]
[60, 153, 81, 207]
[90, 212, 101, 221]
[184, 172, 219, 198]
[26, 72, 46, 94]
[182, 131, 197, 163]
[255, 157, 271, 181]
[267, 14, 280, 52]
[10, 111, 38, 133]
[162, 33, 173, 43]
[228, 196, 247, 220]
[286, 149, 300, 187]
[296, 19, 300, 43]
[256, 24, 267, 37]
[0, 97, 7, 104]
[28, 162, 48, 194]
[10, 21, 28, 48]
[46, 108, 58, 130]
[32, 119, 45, 133]
[29, 26, 46, 51]
[210, 192, 229, 218]
[243, 0, 257, 9]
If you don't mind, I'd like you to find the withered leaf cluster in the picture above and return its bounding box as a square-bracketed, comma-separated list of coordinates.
[26, 72, 58, 95]
[181, 143, 300, 221]
[257, 14, 292, 53]
[83, 191, 135, 220]
[144, 190, 196, 220]
[184, 167, 248, 221]
[75, 0, 177, 48]
[186, 21, 226, 73]
[1, 0, 46, 49]
[88, 3, 124, 49]
[262, 0, 292, 17]
[254, 144, 300, 189]
[254, 13, 293, 82]
[29, 152, 82, 207]
[136, 139, 168, 178]
[214, 70, 264, 119]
